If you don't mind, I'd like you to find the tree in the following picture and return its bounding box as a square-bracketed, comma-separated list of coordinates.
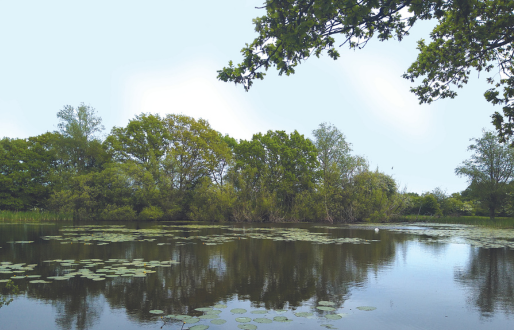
[163, 114, 232, 192]
[351, 169, 405, 222]
[455, 130, 514, 219]
[56, 103, 105, 173]
[312, 122, 366, 222]
[105, 113, 169, 168]
[218, 1, 514, 140]
[0, 133, 58, 210]
[232, 130, 319, 220]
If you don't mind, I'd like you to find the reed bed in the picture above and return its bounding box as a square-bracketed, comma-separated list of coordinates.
[0, 210, 73, 222]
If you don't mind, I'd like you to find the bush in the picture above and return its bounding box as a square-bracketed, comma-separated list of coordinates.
[99, 204, 137, 221]
[138, 206, 164, 221]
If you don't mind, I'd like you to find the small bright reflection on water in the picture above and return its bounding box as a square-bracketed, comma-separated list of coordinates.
[0, 223, 513, 330]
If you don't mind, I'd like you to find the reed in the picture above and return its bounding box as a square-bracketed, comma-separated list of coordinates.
[0, 210, 73, 222]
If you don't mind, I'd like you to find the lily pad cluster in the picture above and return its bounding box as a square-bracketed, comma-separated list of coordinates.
[152, 299, 356, 329]
[0, 258, 178, 284]
[226, 227, 377, 245]
[163, 307, 225, 328]
[37, 224, 379, 247]
[386, 223, 514, 249]
[41, 225, 178, 244]
[0, 262, 39, 282]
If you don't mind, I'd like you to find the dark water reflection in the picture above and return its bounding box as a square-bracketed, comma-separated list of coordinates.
[455, 247, 514, 318]
[1, 223, 514, 330]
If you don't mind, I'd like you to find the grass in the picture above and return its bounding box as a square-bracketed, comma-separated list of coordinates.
[0, 210, 73, 222]
[397, 215, 514, 229]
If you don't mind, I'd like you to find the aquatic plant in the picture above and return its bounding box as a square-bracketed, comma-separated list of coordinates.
[0, 279, 19, 309]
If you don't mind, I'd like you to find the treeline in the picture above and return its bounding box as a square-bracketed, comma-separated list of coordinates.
[0, 104, 408, 222]
[404, 187, 514, 218]
[4, 105, 510, 221]
[405, 130, 514, 219]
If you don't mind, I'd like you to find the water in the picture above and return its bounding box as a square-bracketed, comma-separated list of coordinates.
[0, 222, 513, 330]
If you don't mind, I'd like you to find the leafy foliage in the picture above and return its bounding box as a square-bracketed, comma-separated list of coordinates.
[0, 106, 410, 222]
[456, 130, 514, 219]
[56, 103, 106, 173]
[0, 133, 58, 210]
[219, 1, 514, 140]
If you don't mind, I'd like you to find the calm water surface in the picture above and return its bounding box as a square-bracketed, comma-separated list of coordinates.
[0, 222, 513, 330]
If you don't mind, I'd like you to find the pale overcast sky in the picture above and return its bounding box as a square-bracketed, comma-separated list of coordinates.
[0, 0, 497, 194]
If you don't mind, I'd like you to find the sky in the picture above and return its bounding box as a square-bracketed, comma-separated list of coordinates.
[0, 0, 498, 194]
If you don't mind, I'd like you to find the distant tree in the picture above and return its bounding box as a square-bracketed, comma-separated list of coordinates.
[312, 122, 366, 222]
[455, 130, 514, 219]
[163, 114, 233, 191]
[0, 133, 58, 210]
[420, 193, 442, 216]
[351, 169, 405, 222]
[56, 103, 106, 173]
[232, 130, 318, 220]
[57, 103, 104, 142]
[105, 113, 169, 167]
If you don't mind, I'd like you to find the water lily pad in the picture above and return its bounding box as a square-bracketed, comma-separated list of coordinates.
[231, 308, 247, 314]
[149, 310, 164, 315]
[213, 304, 227, 308]
[250, 310, 267, 314]
[294, 312, 313, 317]
[199, 315, 219, 319]
[189, 325, 209, 330]
[195, 307, 213, 312]
[356, 306, 376, 311]
[236, 317, 252, 323]
[325, 314, 342, 320]
[254, 318, 272, 323]
[53, 276, 70, 281]
[321, 324, 337, 329]
[184, 317, 200, 324]
[173, 315, 192, 320]
[317, 306, 336, 311]
[273, 316, 292, 322]
[206, 310, 222, 315]
[238, 325, 257, 330]
[210, 319, 227, 325]
[318, 301, 336, 306]
[0, 279, 10, 283]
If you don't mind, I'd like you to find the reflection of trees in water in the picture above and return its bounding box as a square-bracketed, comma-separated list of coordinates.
[104, 230, 405, 317]
[24, 279, 104, 330]
[417, 240, 448, 257]
[455, 247, 514, 318]
[4, 227, 408, 329]
[54, 293, 103, 330]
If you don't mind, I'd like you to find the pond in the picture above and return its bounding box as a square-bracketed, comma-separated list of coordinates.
[0, 222, 514, 330]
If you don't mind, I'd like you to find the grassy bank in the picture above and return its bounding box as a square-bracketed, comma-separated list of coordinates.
[397, 215, 514, 229]
[0, 210, 73, 222]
